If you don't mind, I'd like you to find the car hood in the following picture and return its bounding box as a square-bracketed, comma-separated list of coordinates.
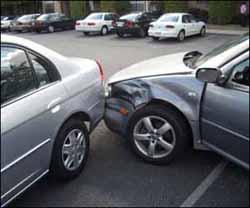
[108, 52, 193, 84]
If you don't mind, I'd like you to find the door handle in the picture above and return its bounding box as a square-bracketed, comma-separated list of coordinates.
[47, 97, 62, 110]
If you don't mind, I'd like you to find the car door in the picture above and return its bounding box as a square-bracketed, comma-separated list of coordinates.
[189, 15, 200, 34]
[200, 52, 249, 169]
[104, 14, 114, 31]
[182, 15, 193, 36]
[1, 45, 67, 205]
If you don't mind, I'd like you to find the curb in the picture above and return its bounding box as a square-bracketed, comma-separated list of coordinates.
[207, 29, 248, 35]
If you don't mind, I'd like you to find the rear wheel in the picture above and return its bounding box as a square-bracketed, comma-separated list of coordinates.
[83, 32, 89, 36]
[101, 26, 108, 36]
[177, 30, 185, 42]
[50, 119, 89, 180]
[138, 28, 146, 38]
[128, 105, 190, 165]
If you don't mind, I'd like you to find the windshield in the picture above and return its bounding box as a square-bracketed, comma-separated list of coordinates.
[86, 13, 103, 20]
[158, 14, 179, 22]
[193, 33, 249, 68]
[18, 15, 33, 21]
[120, 13, 140, 21]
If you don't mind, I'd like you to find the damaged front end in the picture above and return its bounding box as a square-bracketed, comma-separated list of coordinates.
[104, 79, 152, 136]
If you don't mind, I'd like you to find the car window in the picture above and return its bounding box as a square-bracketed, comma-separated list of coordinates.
[86, 13, 103, 20]
[182, 15, 191, 23]
[28, 53, 52, 87]
[104, 14, 113, 21]
[37, 14, 50, 21]
[158, 14, 179, 22]
[231, 59, 249, 88]
[1, 47, 36, 105]
[120, 13, 140, 21]
[18, 15, 33, 21]
[189, 15, 197, 23]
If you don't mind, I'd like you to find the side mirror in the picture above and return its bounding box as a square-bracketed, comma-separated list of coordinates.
[196, 68, 222, 83]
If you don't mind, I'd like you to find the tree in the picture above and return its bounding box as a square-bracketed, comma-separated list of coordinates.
[69, 1, 85, 18]
[100, 1, 131, 15]
[163, 1, 188, 13]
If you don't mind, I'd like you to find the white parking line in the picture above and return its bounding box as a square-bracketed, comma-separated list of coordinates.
[180, 160, 228, 207]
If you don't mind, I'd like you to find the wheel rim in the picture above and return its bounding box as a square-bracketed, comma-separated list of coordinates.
[201, 28, 206, 36]
[49, 26, 54, 33]
[179, 31, 185, 41]
[102, 27, 108, 35]
[62, 129, 86, 171]
[133, 116, 176, 159]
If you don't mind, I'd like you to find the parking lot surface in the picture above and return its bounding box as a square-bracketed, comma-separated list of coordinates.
[5, 30, 249, 207]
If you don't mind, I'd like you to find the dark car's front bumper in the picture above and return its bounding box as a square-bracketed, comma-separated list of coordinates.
[104, 98, 135, 136]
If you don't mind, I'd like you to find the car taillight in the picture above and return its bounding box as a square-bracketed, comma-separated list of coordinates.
[125, 21, 134, 28]
[112, 20, 116, 27]
[166, 25, 175, 29]
[75, 22, 80, 26]
[149, 24, 154, 28]
[88, 22, 96, 26]
[95, 60, 104, 82]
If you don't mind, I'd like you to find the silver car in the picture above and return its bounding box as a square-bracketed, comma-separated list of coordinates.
[105, 33, 249, 169]
[1, 35, 105, 206]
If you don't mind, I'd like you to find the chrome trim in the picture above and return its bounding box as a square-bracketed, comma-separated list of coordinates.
[202, 118, 249, 141]
[1, 170, 49, 207]
[1, 139, 51, 173]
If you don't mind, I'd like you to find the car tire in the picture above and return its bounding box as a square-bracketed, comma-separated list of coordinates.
[48, 25, 55, 33]
[101, 26, 108, 36]
[138, 28, 146, 38]
[177, 30, 185, 42]
[83, 32, 89, 36]
[200, 27, 206, 37]
[50, 118, 89, 180]
[128, 105, 190, 165]
[152, 37, 160, 41]
[117, 31, 124, 38]
[36, 29, 41, 33]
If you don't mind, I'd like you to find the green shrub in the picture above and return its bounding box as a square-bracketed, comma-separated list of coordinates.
[208, 1, 235, 24]
[69, 1, 85, 18]
[100, 1, 131, 15]
[163, 1, 188, 13]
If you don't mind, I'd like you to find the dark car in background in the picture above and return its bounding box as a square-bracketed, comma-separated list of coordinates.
[33, 13, 75, 33]
[114, 12, 156, 38]
[11, 14, 40, 32]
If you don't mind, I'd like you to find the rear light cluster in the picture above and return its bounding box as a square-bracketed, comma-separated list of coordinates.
[112, 20, 117, 27]
[88, 22, 96, 26]
[95, 60, 104, 82]
[125, 21, 134, 28]
[149, 24, 154, 28]
[75, 22, 81, 26]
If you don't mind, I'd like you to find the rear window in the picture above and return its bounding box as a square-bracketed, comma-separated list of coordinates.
[158, 14, 179, 22]
[18, 15, 33, 21]
[86, 13, 103, 20]
[37, 14, 51, 21]
[120, 13, 140, 21]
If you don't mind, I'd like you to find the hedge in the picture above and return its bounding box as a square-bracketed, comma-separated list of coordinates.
[208, 1, 235, 24]
[163, 1, 188, 13]
[69, 1, 85, 18]
[100, 1, 131, 15]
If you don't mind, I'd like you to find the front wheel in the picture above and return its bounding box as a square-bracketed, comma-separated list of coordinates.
[200, 27, 206, 37]
[117, 31, 124, 38]
[152, 36, 159, 41]
[128, 105, 190, 165]
[50, 119, 89, 180]
[48, 25, 55, 33]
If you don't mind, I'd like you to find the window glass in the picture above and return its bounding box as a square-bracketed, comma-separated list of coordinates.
[104, 14, 113, 21]
[158, 14, 179, 22]
[120, 13, 140, 21]
[18, 15, 33, 21]
[1, 47, 36, 104]
[28, 53, 51, 87]
[182, 15, 190, 23]
[86, 13, 103, 20]
[231, 59, 249, 87]
[189, 15, 197, 23]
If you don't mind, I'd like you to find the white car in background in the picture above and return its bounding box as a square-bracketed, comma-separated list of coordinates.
[148, 13, 206, 41]
[1, 16, 16, 32]
[75, 12, 119, 36]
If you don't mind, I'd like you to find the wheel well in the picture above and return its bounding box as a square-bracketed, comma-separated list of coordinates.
[147, 99, 193, 144]
[180, 29, 185, 34]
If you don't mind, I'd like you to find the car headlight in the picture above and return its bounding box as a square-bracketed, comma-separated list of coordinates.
[105, 84, 112, 98]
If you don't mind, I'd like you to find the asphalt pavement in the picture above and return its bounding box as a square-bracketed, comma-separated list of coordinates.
[3, 30, 249, 207]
